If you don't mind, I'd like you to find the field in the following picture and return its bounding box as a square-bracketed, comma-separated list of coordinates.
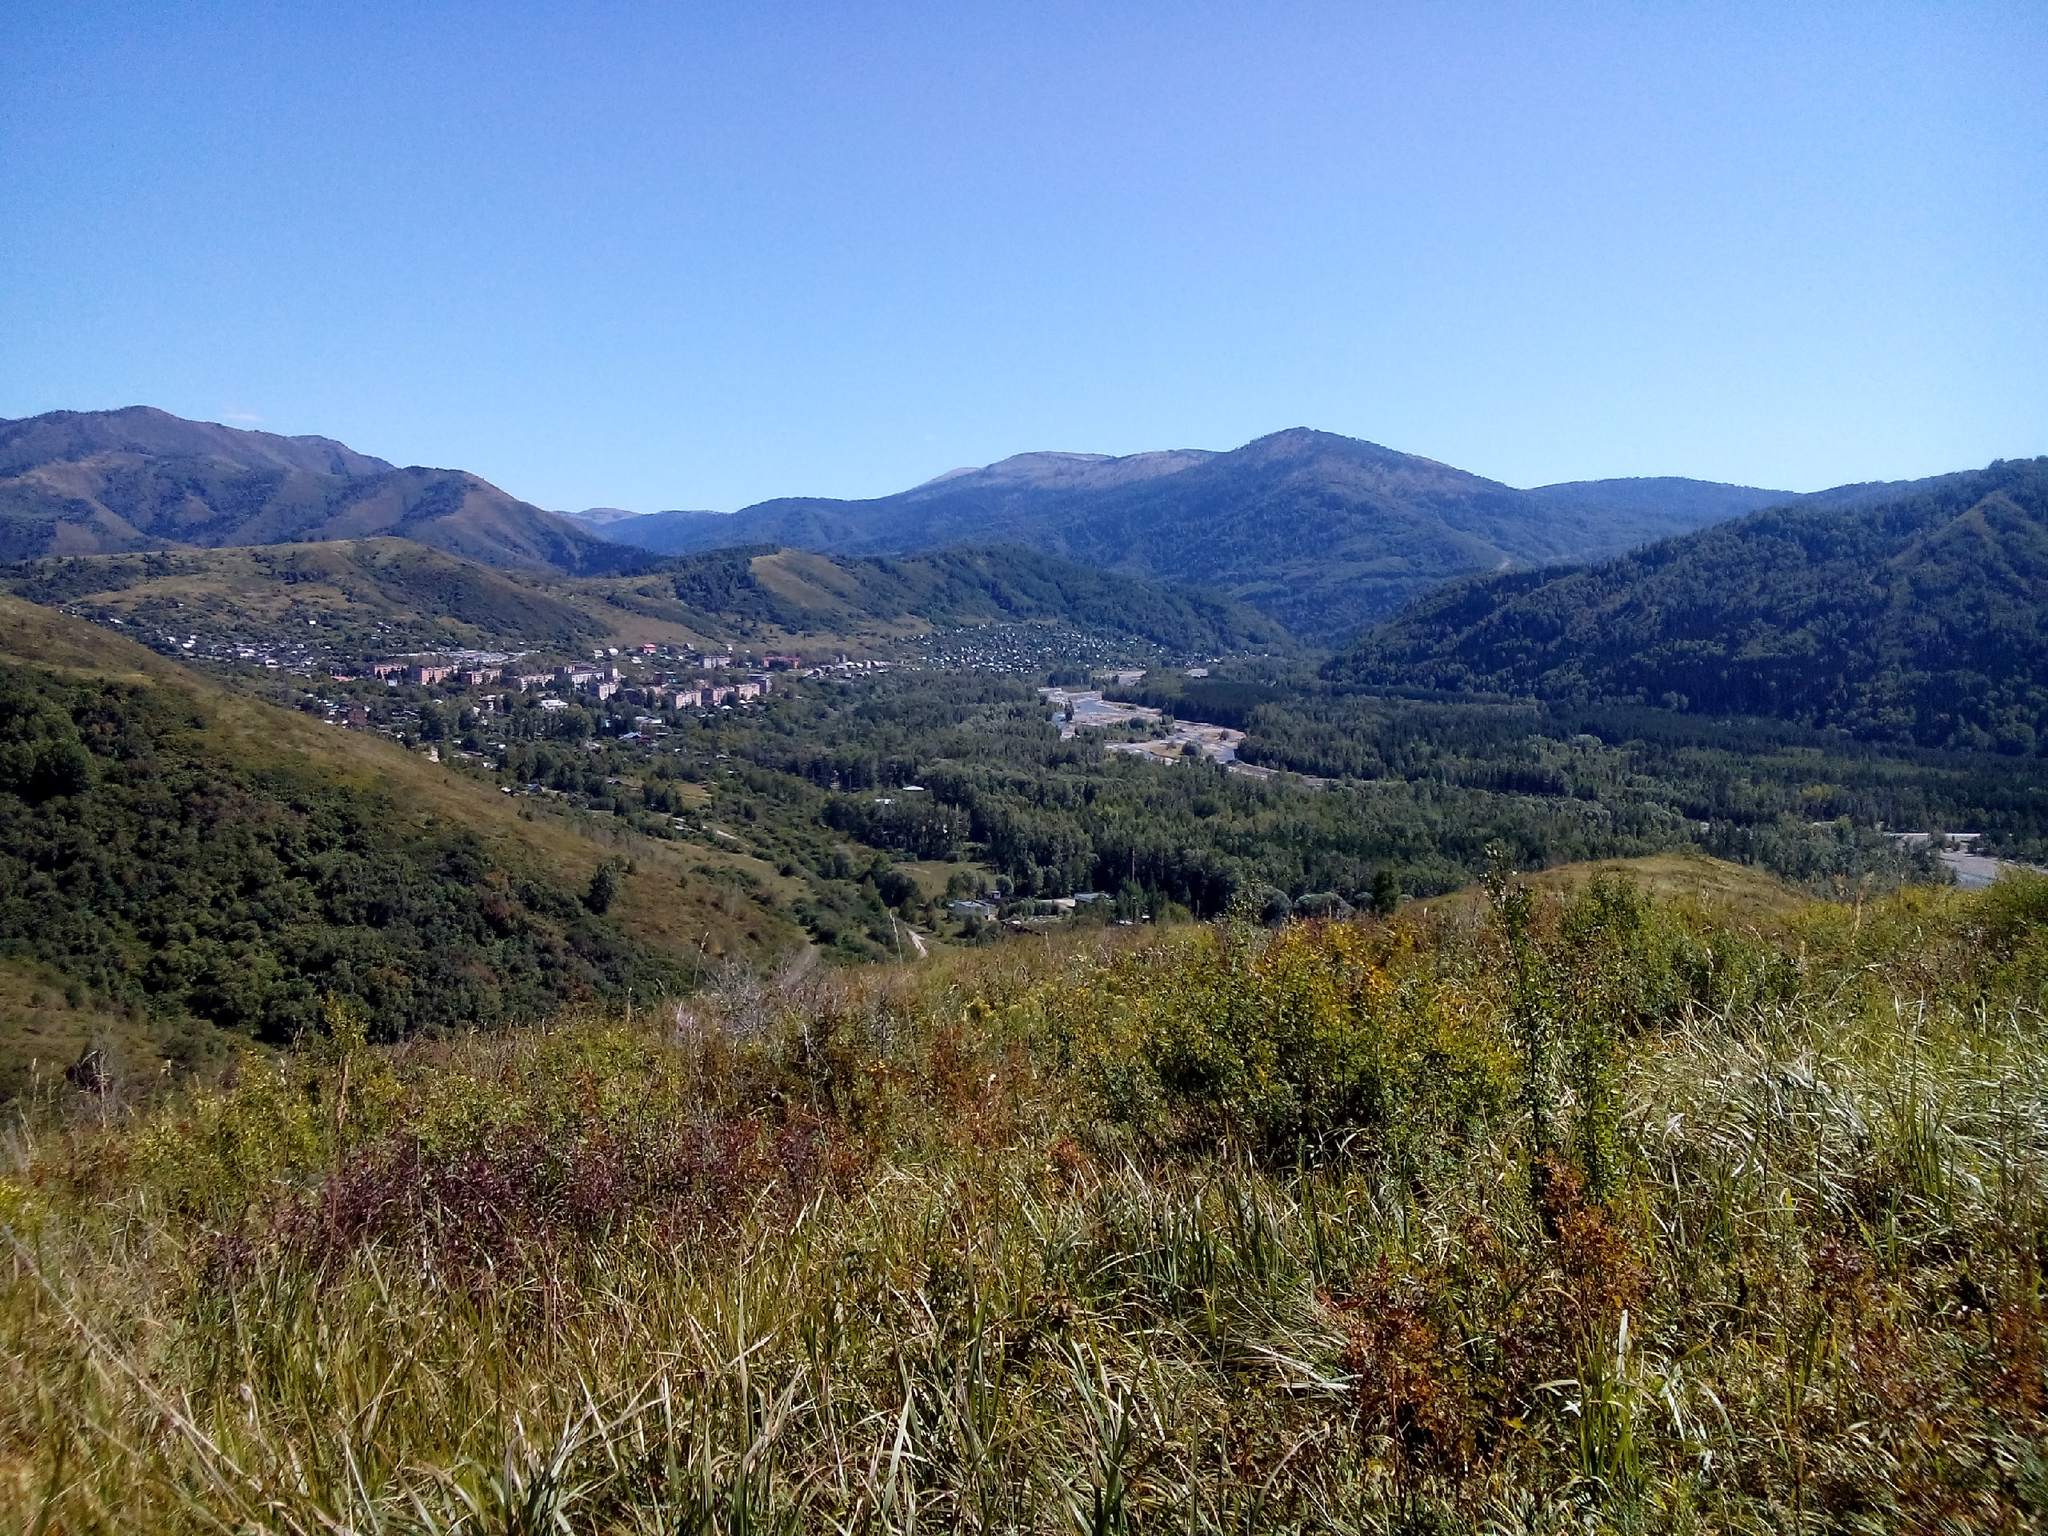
[4, 862, 2045, 1531]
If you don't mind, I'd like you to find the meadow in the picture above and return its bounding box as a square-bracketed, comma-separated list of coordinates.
[2, 857, 2045, 1532]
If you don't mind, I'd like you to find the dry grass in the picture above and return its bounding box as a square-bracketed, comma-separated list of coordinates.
[2, 874, 2044, 1531]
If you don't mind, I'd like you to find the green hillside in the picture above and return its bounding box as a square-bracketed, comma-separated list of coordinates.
[2, 539, 612, 652]
[0, 597, 800, 1094]
[5, 539, 1288, 657]
[1334, 459, 2048, 754]
[591, 544, 1289, 652]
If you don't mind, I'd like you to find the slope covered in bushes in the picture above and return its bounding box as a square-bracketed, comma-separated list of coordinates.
[4, 865, 2046, 1529]
[0, 596, 798, 1094]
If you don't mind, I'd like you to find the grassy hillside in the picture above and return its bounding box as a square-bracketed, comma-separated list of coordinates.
[0, 597, 800, 1093]
[5, 539, 1288, 657]
[592, 545, 1289, 652]
[1416, 848, 1810, 920]
[3, 868, 2044, 1528]
[1, 540, 612, 652]
[1334, 458, 2048, 754]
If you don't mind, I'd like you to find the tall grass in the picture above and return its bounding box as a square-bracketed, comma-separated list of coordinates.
[2, 875, 2044, 1531]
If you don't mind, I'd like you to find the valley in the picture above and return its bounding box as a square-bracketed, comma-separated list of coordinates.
[2, 411, 2045, 1536]
[8, 7, 2043, 1526]
[0, 409, 2043, 1535]
[6, 409, 2046, 1109]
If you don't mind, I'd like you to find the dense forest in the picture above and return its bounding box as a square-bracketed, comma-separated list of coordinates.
[439, 671, 1978, 945]
[1334, 458, 2048, 753]
[1235, 692, 2048, 855]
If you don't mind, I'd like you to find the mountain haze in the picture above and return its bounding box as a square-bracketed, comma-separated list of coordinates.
[590, 429, 1792, 639]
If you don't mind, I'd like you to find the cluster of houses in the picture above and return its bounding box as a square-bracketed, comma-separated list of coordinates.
[349, 643, 801, 714]
[945, 891, 1114, 929]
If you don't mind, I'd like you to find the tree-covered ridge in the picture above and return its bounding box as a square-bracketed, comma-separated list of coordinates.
[0, 596, 813, 1093]
[0, 663, 690, 1092]
[1333, 459, 2048, 754]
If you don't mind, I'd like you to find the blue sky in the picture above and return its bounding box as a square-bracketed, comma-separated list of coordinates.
[3, 1, 2042, 511]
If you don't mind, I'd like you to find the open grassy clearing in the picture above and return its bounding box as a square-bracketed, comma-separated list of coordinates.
[0, 960, 140, 1100]
[1416, 850, 1812, 923]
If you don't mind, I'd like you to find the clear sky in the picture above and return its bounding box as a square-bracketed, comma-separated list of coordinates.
[3, 2, 2042, 512]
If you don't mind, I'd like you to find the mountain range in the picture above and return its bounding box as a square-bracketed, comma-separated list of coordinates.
[0, 407, 642, 575]
[9, 408, 2038, 691]
[578, 429, 1795, 639]
[1331, 458, 2048, 754]
[5, 409, 1814, 642]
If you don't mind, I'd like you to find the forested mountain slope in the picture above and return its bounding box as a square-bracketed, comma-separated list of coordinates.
[1334, 458, 2048, 753]
[582, 545, 1288, 652]
[590, 429, 1785, 638]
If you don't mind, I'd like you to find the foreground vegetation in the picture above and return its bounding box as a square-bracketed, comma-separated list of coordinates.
[4, 861, 2045, 1530]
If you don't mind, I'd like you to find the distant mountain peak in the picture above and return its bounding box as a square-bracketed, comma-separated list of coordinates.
[1243, 426, 1350, 451]
[0, 404, 397, 480]
[589, 425, 1781, 638]
[898, 446, 1213, 500]
[0, 405, 640, 575]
